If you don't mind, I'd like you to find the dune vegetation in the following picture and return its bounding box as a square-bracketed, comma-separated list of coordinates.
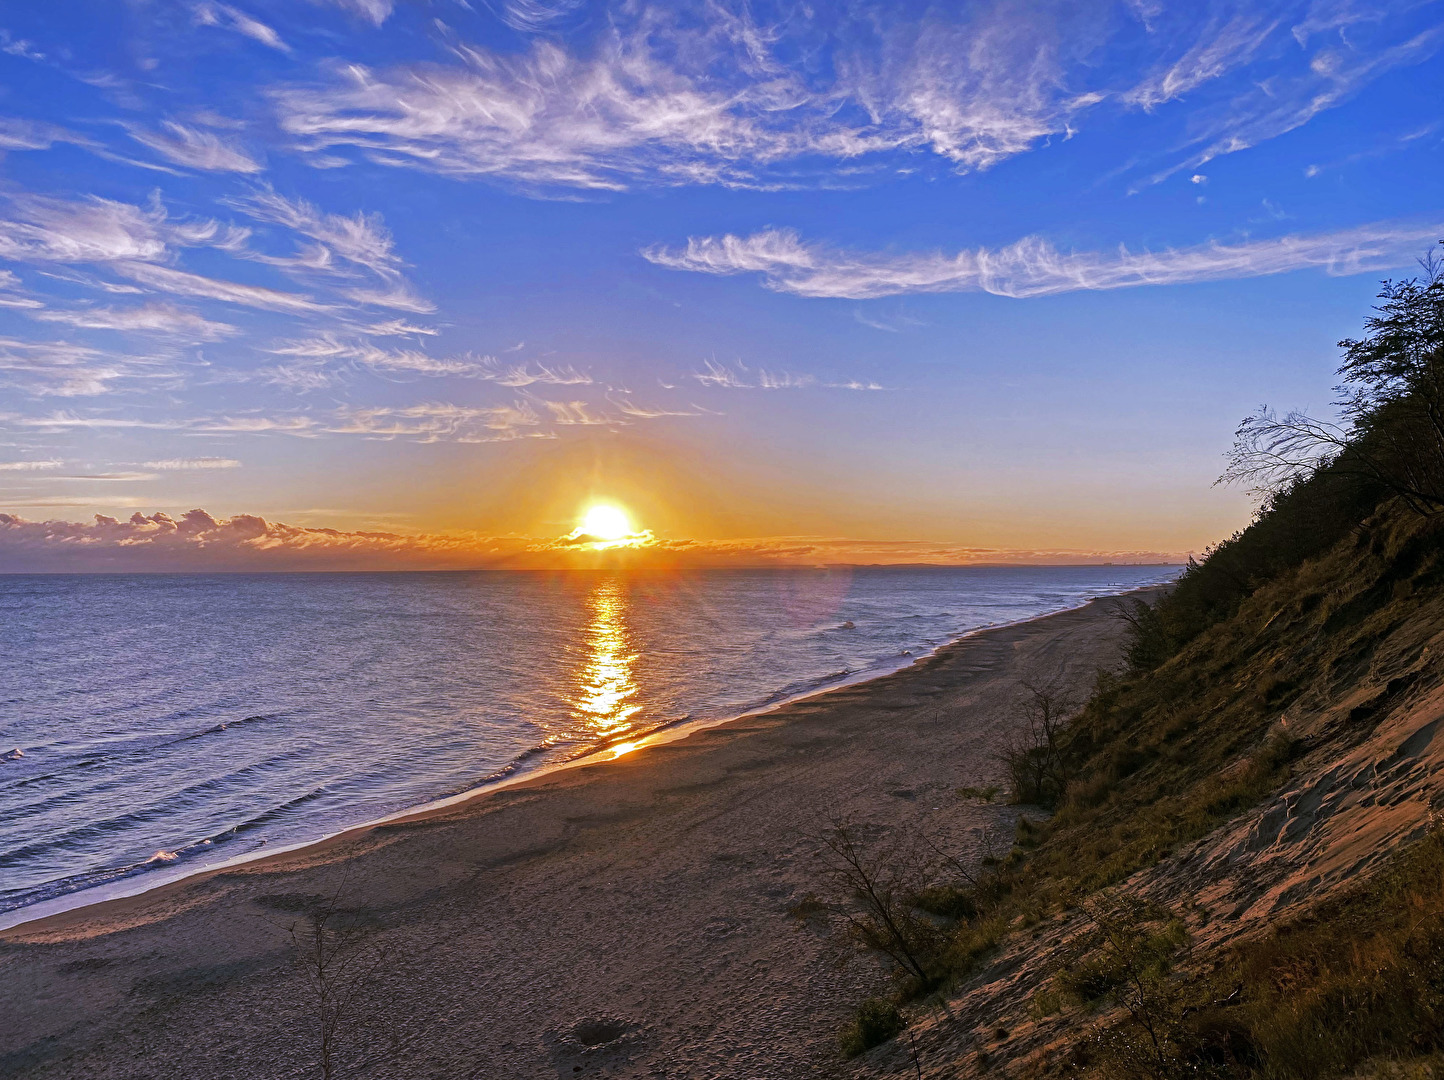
[829, 249, 1444, 1078]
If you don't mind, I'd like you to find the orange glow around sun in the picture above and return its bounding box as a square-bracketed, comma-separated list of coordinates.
[566, 502, 651, 550]
[582, 504, 632, 541]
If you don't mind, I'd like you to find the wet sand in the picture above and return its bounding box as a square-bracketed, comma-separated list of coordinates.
[0, 591, 1155, 1080]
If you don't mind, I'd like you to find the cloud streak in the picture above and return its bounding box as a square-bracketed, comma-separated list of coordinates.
[690, 359, 881, 390]
[0, 336, 148, 397]
[0, 195, 174, 264]
[192, 2, 290, 52]
[31, 302, 238, 340]
[143, 457, 241, 469]
[127, 122, 263, 173]
[115, 261, 330, 313]
[645, 220, 1444, 299]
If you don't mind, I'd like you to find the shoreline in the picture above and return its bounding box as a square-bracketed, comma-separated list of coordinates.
[0, 586, 1159, 1079]
[0, 582, 1170, 935]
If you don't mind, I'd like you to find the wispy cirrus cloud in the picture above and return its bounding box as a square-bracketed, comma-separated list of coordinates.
[481, 359, 593, 387]
[495, 0, 586, 33]
[364, 318, 437, 336]
[192, 2, 290, 53]
[1123, 13, 1282, 111]
[126, 121, 264, 173]
[114, 261, 330, 313]
[52, 470, 156, 481]
[320, 0, 394, 27]
[255, 338, 600, 390]
[31, 301, 238, 340]
[0, 184, 455, 412]
[645, 219, 1444, 300]
[345, 345, 481, 376]
[0, 336, 140, 397]
[0, 116, 91, 152]
[227, 188, 402, 277]
[269, 5, 1114, 190]
[260, 0, 1444, 195]
[0, 495, 151, 509]
[343, 283, 435, 313]
[692, 358, 882, 390]
[609, 396, 707, 419]
[0, 381, 709, 441]
[0, 195, 174, 264]
[694, 359, 811, 389]
[330, 401, 546, 442]
[0, 192, 250, 277]
[264, 334, 486, 379]
[537, 397, 611, 425]
[0, 458, 62, 471]
[143, 457, 241, 469]
[0, 269, 44, 309]
[1133, 16, 1444, 188]
[224, 188, 436, 313]
[0, 189, 428, 322]
[0, 410, 321, 436]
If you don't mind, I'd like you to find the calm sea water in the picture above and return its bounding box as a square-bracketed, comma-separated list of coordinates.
[0, 566, 1176, 919]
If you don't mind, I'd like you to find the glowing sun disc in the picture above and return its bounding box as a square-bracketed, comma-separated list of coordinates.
[582, 504, 631, 541]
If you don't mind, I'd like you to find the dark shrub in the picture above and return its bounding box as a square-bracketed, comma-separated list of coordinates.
[840, 997, 905, 1057]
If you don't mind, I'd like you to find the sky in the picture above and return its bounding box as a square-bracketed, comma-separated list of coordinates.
[0, 0, 1441, 570]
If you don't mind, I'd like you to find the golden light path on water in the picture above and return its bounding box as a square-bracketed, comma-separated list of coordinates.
[571, 576, 642, 743]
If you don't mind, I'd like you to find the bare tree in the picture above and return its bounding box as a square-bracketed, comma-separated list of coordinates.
[285, 876, 393, 1080]
[1221, 245, 1444, 515]
[996, 683, 1076, 807]
[1221, 406, 1443, 515]
[1220, 407, 1352, 496]
[815, 815, 943, 988]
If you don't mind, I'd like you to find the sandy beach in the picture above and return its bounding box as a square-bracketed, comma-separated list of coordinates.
[0, 592, 1151, 1080]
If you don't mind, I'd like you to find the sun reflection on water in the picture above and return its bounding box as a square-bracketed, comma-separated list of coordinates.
[572, 576, 641, 737]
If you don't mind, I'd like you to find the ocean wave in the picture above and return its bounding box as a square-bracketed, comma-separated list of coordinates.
[0, 714, 281, 797]
[0, 782, 333, 913]
[178, 714, 272, 741]
[0, 747, 318, 869]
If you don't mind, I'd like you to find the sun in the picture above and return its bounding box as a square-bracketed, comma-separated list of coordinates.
[581, 504, 632, 541]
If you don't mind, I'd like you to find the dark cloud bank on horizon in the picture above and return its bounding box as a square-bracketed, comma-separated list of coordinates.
[0, 509, 1182, 571]
[0, 508, 493, 572]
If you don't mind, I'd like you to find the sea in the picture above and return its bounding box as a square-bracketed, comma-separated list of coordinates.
[0, 565, 1178, 925]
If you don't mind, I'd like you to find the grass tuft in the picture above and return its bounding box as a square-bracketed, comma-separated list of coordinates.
[839, 997, 905, 1058]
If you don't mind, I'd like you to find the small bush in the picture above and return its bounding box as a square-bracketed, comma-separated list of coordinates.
[1057, 951, 1129, 1005]
[914, 884, 978, 920]
[786, 893, 827, 921]
[957, 785, 999, 802]
[840, 997, 905, 1057]
[941, 913, 1009, 977]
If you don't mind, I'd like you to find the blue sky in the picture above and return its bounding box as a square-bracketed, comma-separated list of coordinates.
[0, 0, 1441, 568]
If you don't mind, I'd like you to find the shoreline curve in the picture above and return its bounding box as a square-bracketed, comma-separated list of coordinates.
[0, 582, 1170, 937]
